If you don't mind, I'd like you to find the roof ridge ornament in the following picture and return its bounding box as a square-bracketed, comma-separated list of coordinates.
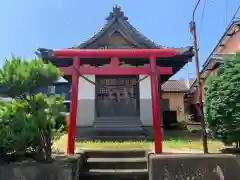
[106, 6, 128, 22]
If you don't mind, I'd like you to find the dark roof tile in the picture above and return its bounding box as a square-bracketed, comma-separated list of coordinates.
[162, 78, 194, 92]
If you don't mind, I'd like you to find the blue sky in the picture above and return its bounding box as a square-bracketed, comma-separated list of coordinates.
[0, 0, 239, 79]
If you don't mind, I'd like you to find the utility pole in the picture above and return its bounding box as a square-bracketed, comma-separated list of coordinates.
[190, 0, 208, 153]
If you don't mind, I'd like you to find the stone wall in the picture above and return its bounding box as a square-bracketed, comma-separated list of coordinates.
[149, 153, 240, 180]
[0, 154, 83, 180]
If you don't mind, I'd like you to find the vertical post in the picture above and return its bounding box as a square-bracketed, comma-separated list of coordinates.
[190, 1, 208, 153]
[67, 56, 80, 154]
[110, 57, 119, 66]
[158, 76, 163, 132]
[150, 56, 162, 153]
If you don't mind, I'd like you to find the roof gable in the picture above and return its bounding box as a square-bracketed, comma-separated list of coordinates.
[201, 18, 240, 73]
[103, 31, 136, 48]
[73, 6, 160, 49]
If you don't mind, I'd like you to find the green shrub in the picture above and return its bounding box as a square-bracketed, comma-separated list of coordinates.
[0, 56, 66, 162]
[204, 53, 240, 148]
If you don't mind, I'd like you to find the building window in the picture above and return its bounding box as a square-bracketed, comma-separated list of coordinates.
[48, 86, 55, 94]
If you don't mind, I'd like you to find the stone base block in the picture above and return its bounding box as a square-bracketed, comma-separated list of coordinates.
[0, 154, 82, 180]
[149, 153, 240, 180]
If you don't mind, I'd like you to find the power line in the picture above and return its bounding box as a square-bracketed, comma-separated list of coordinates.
[223, 4, 240, 33]
[232, 4, 240, 21]
[225, 0, 229, 26]
[197, 0, 207, 46]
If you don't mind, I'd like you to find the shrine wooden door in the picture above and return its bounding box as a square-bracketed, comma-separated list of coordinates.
[95, 75, 140, 118]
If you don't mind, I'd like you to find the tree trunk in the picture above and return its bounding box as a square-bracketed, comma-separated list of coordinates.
[34, 128, 52, 162]
[43, 127, 52, 162]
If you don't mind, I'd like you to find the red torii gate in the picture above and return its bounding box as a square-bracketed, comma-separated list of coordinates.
[52, 48, 176, 154]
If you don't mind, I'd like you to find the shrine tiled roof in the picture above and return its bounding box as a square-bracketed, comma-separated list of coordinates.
[36, 6, 194, 84]
[37, 6, 194, 57]
[161, 78, 195, 92]
[73, 6, 193, 54]
[73, 6, 159, 49]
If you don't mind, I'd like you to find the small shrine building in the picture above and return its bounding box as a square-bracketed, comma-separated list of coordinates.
[37, 6, 194, 154]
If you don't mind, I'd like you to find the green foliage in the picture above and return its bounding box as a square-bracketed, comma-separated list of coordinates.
[0, 56, 67, 162]
[204, 53, 240, 147]
[0, 56, 60, 98]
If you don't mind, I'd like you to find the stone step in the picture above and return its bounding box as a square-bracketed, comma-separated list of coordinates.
[93, 119, 142, 127]
[86, 157, 147, 170]
[94, 120, 142, 124]
[76, 135, 147, 141]
[93, 126, 143, 131]
[93, 123, 143, 129]
[76, 127, 148, 141]
[92, 129, 146, 136]
[82, 169, 148, 180]
[82, 149, 148, 158]
[92, 127, 144, 132]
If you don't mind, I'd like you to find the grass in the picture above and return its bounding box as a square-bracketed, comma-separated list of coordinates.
[53, 130, 223, 153]
[162, 139, 222, 152]
[161, 130, 223, 152]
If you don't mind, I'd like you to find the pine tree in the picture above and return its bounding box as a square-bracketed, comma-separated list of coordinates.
[0, 56, 66, 162]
